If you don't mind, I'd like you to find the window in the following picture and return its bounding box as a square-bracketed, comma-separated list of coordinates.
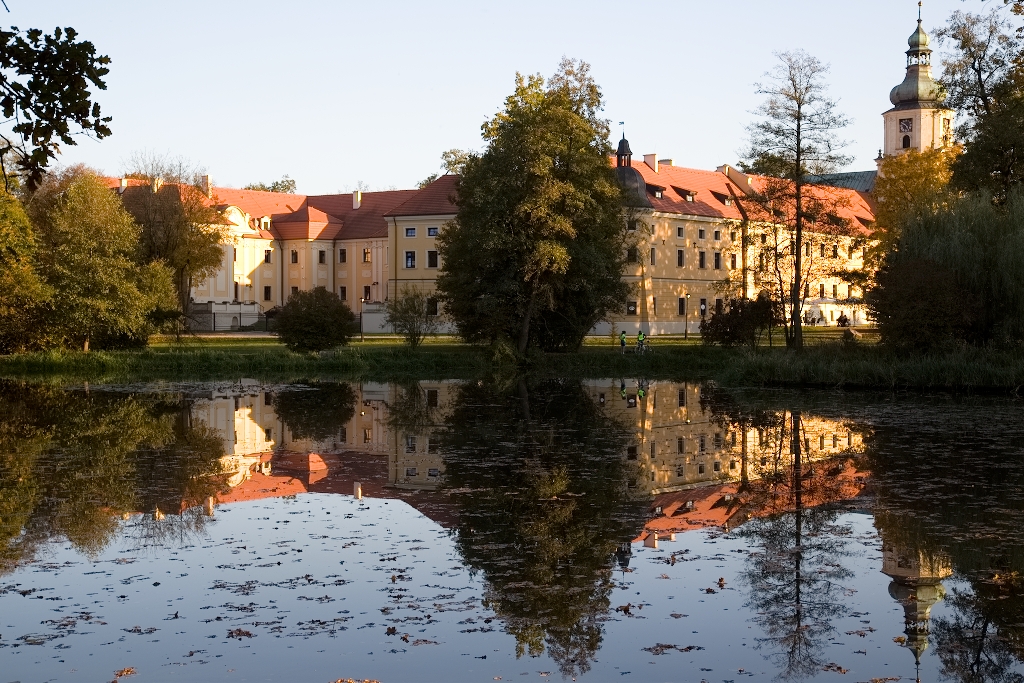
[715, 298, 723, 315]
[265, 427, 272, 441]
[700, 434, 707, 453]
[903, 135, 912, 149]
[650, 441, 656, 458]
[714, 230, 721, 241]
[362, 249, 372, 263]
[832, 244, 839, 258]
[805, 283, 810, 298]
[678, 297, 686, 316]
[264, 249, 272, 264]
[806, 243, 812, 257]
[427, 227, 439, 237]
[677, 226, 685, 238]
[405, 467, 418, 477]
[426, 297, 438, 316]
[730, 231, 737, 242]
[650, 247, 656, 266]
[627, 446, 638, 460]
[833, 284, 838, 299]
[714, 252, 721, 269]
[339, 286, 347, 300]
[678, 388, 686, 407]
[677, 249, 685, 267]
[233, 248, 236, 262]
[713, 461, 721, 472]
[627, 246, 639, 263]
[820, 434, 825, 449]
[652, 297, 657, 313]
[626, 301, 638, 316]
[819, 283, 825, 299]
[364, 428, 372, 443]
[290, 250, 298, 264]
[363, 285, 371, 301]
[428, 467, 440, 477]
[405, 436, 416, 453]
[627, 219, 638, 232]
[426, 389, 439, 408]
[677, 437, 685, 453]
[290, 286, 298, 296]
[405, 251, 416, 269]
[428, 440, 439, 454]
[699, 298, 707, 317]
[730, 253, 737, 269]
[318, 250, 326, 264]
[730, 460, 738, 471]
[405, 228, 416, 238]
[263, 285, 272, 301]
[698, 228, 706, 239]
[339, 248, 347, 263]
[427, 250, 438, 268]
[698, 463, 705, 475]
[699, 251, 707, 269]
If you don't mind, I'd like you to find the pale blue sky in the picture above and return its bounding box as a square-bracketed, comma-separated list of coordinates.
[12, 0, 994, 194]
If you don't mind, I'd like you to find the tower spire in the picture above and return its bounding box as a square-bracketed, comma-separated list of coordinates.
[918, 1, 922, 23]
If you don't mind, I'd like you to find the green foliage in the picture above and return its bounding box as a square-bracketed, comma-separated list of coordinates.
[275, 286, 358, 353]
[383, 287, 440, 347]
[867, 189, 1024, 347]
[436, 58, 630, 354]
[737, 151, 799, 179]
[26, 167, 176, 351]
[0, 189, 49, 352]
[700, 293, 782, 349]
[243, 175, 297, 194]
[271, 382, 356, 442]
[0, 26, 111, 191]
[417, 173, 439, 189]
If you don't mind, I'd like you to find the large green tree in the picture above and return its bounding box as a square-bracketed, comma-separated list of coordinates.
[26, 166, 175, 351]
[0, 26, 111, 191]
[0, 189, 49, 352]
[436, 58, 631, 354]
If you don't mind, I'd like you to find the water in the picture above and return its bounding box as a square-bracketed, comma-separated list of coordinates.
[1, 378, 1023, 682]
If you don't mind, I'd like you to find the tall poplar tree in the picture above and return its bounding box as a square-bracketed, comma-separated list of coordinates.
[742, 51, 850, 349]
[436, 59, 630, 354]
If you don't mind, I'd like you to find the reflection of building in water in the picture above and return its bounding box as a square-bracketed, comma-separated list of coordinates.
[881, 541, 952, 675]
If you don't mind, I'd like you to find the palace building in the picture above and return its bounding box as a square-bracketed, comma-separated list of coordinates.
[108, 11, 948, 335]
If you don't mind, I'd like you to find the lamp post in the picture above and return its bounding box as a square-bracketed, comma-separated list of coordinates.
[684, 293, 691, 340]
[359, 297, 365, 343]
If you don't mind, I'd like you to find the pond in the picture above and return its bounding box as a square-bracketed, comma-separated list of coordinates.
[1, 378, 1023, 682]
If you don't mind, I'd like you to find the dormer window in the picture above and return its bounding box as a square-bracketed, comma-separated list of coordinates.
[647, 184, 666, 199]
[260, 217, 271, 230]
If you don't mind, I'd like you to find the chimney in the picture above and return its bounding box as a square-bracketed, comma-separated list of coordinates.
[717, 164, 754, 195]
[151, 177, 163, 194]
[658, 159, 674, 167]
[352, 190, 362, 210]
[118, 178, 128, 194]
[643, 154, 659, 173]
[201, 174, 213, 198]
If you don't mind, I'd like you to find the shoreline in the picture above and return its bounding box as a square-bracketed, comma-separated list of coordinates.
[1, 341, 1022, 392]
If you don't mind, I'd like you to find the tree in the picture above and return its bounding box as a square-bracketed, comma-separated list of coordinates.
[436, 58, 630, 354]
[243, 175, 297, 193]
[742, 51, 851, 349]
[416, 173, 438, 189]
[866, 189, 1024, 347]
[0, 189, 49, 352]
[870, 146, 958, 269]
[26, 166, 175, 351]
[119, 153, 227, 328]
[0, 26, 112, 191]
[383, 287, 441, 346]
[275, 286, 358, 352]
[272, 382, 357, 442]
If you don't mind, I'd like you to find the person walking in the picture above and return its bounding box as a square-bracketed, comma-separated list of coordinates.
[636, 330, 646, 353]
[619, 330, 627, 354]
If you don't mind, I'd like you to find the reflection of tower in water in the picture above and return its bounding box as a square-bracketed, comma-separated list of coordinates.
[881, 542, 952, 678]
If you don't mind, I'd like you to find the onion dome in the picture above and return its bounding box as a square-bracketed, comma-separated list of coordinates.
[889, 14, 944, 109]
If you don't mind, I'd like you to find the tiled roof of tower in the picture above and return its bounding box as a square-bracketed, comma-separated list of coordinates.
[383, 175, 459, 217]
[307, 189, 419, 240]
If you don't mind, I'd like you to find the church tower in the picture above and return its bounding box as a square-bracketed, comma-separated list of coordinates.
[881, 4, 955, 159]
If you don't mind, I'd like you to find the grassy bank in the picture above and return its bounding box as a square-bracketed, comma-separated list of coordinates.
[1, 336, 1022, 391]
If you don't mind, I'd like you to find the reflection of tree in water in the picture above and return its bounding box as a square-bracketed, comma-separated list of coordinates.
[703, 392, 858, 680]
[0, 381, 226, 571]
[271, 381, 357, 443]
[439, 378, 646, 679]
[866, 399, 1024, 682]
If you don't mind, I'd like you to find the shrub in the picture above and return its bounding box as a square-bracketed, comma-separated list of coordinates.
[383, 288, 440, 347]
[700, 293, 782, 349]
[275, 287, 358, 352]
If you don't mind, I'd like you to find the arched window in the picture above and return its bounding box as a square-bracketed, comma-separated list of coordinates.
[902, 135, 911, 149]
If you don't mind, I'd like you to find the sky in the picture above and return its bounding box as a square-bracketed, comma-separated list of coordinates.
[10, 0, 997, 195]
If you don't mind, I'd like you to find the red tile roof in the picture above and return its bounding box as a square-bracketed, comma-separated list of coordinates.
[625, 162, 749, 220]
[383, 175, 459, 218]
[307, 189, 419, 240]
